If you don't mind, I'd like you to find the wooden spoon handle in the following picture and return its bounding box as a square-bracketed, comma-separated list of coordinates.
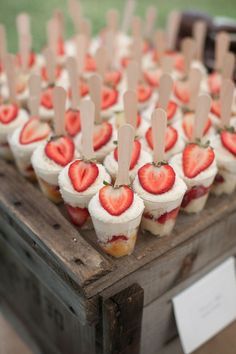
[215, 31, 230, 71]
[66, 56, 80, 109]
[88, 74, 102, 124]
[126, 60, 138, 91]
[193, 94, 211, 141]
[29, 74, 41, 98]
[158, 74, 173, 111]
[220, 79, 235, 128]
[53, 86, 67, 136]
[44, 48, 56, 85]
[193, 20, 207, 62]
[181, 37, 195, 77]
[166, 11, 181, 51]
[124, 90, 138, 129]
[121, 0, 136, 33]
[5, 53, 16, 103]
[80, 99, 95, 160]
[152, 108, 167, 164]
[222, 52, 235, 80]
[188, 67, 202, 111]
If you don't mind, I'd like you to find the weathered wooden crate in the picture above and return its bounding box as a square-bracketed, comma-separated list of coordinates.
[1, 158, 236, 354]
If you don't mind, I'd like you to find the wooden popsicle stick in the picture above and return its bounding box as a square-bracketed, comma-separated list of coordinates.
[152, 108, 167, 164]
[131, 16, 142, 38]
[115, 124, 135, 187]
[66, 57, 80, 109]
[155, 30, 166, 59]
[215, 31, 230, 71]
[121, 0, 136, 33]
[29, 74, 41, 98]
[53, 9, 64, 39]
[80, 18, 91, 41]
[43, 48, 56, 85]
[53, 86, 67, 136]
[16, 13, 30, 36]
[19, 34, 31, 72]
[131, 37, 142, 80]
[126, 60, 139, 91]
[4, 54, 16, 103]
[80, 99, 95, 160]
[124, 90, 138, 129]
[106, 9, 119, 33]
[144, 6, 157, 39]
[0, 25, 7, 69]
[104, 30, 115, 69]
[28, 96, 40, 117]
[88, 74, 102, 124]
[188, 67, 202, 111]
[95, 46, 108, 79]
[192, 94, 211, 141]
[166, 11, 181, 51]
[220, 79, 234, 128]
[222, 52, 235, 80]
[158, 74, 173, 111]
[193, 20, 207, 62]
[76, 33, 86, 76]
[47, 18, 58, 56]
[68, 0, 83, 32]
[161, 55, 174, 74]
[181, 37, 196, 77]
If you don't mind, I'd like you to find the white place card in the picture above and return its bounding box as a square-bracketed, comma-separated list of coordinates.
[173, 257, 236, 354]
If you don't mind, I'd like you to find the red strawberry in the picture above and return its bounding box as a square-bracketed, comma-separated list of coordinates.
[182, 113, 212, 140]
[80, 81, 89, 97]
[108, 235, 128, 243]
[0, 104, 19, 124]
[142, 40, 149, 53]
[146, 125, 178, 152]
[99, 185, 134, 216]
[121, 56, 130, 68]
[65, 109, 81, 137]
[138, 163, 176, 194]
[101, 87, 118, 110]
[137, 84, 152, 103]
[41, 65, 61, 82]
[19, 117, 51, 145]
[181, 185, 210, 208]
[57, 37, 65, 56]
[45, 136, 75, 166]
[137, 114, 141, 128]
[174, 81, 190, 104]
[69, 160, 99, 192]
[16, 52, 36, 68]
[211, 100, 221, 118]
[66, 204, 90, 227]
[174, 54, 185, 72]
[221, 130, 236, 156]
[183, 143, 215, 178]
[208, 71, 221, 96]
[157, 206, 180, 224]
[41, 87, 53, 109]
[114, 139, 141, 170]
[144, 70, 162, 87]
[105, 70, 122, 87]
[85, 54, 96, 72]
[93, 121, 113, 150]
[156, 100, 177, 121]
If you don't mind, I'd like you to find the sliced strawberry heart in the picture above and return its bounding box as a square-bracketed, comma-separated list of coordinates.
[174, 81, 190, 104]
[93, 121, 113, 151]
[137, 84, 152, 103]
[114, 139, 141, 170]
[69, 160, 99, 192]
[121, 56, 130, 68]
[68, 81, 89, 99]
[208, 71, 221, 96]
[45, 136, 75, 166]
[41, 65, 61, 82]
[183, 143, 215, 178]
[105, 70, 122, 87]
[156, 100, 178, 121]
[221, 130, 236, 156]
[99, 185, 134, 216]
[16, 52, 36, 68]
[211, 100, 221, 118]
[182, 113, 212, 141]
[65, 109, 81, 137]
[101, 87, 118, 110]
[144, 69, 162, 87]
[174, 54, 185, 72]
[0, 103, 19, 124]
[85, 54, 96, 72]
[66, 204, 90, 227]
[138, 163, 176, 195]
[41, 87, 54, 109]
[108, 235, 128, 243]
[57, 37, 65, 56]
[19, 117, 51, 145]
[146, 125, 178, 152]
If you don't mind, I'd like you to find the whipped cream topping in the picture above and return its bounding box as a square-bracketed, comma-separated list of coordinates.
[0, 109, 28, 143]
[2, 85, 29, 103]
[211, 135, 236, 173]
[58, 161, 111, 207]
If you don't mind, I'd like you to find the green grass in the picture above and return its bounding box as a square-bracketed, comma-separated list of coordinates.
[0, 0, 236, 52]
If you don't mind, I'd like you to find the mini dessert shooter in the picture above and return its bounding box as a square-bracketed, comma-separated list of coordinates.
[32, 86, 76, 203]
[211, 80, 236, 195]
[59, 99, 111, 228]
[104, 90, 151, 181]
[133, 108, 187, 236]
[8, 74, 51, 181]
[89, 124, 144, 257]
[171, 94, 217, 213]
[0, 53, 28, 160]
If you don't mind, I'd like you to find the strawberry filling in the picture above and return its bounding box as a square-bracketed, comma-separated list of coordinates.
[214, 174, 225, 184]
[0, 103, 19, 124]
[65, 204, 90, 227]
[41, 65, 62, 82]
[143, 206, 180, 224]
[108, 235, 128, 243]
[181, 185, 210, 208]
[65, 109, 81, 137]
[16, 52, 36, 68]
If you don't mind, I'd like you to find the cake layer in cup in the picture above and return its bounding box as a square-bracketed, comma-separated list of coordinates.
[141, 216, 176, 237]
[212, 169, 236, 196]
[37, 175, 62, 204]
[100, 232, 138, 258]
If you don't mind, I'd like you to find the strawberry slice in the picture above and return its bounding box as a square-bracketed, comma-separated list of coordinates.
[101, 87, 118, 110]
[174, 54, 185, 72]
[183, 143, 215, 178]
[211, 100, 221, 118]
[138, 163, 176, 194]
[137, 84, 152, 103]
[41, 87, 54, 109]
[146, 125, 178, 152]
[19, 117, 51, 145]
[174, 81, 190, 104]
[156, 100, 177, 121]
[221, 130, 236, 156]
[45, 136, 75, 166]
[105, 70, 122, 87]
[93, 121, 113, 151]
[66, 204, 90, 227]
[16, 52, 36, 68]
[121, 56, 130, 68]
[0, 103, 19, 124]
[114, 139, 141, 170]
[69, 160, 99, 192]
[68, 81, 89, 99]
[85, 54, 96, 72]
[41, 65, 61, 82]
[208, 71, 221, 96]
[182, 113, 212, 140]
[57, 37, 65, 56]
[99, 185, 134, 216]
[65, 109, 81, 137]
[144, 69, 162, 87]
